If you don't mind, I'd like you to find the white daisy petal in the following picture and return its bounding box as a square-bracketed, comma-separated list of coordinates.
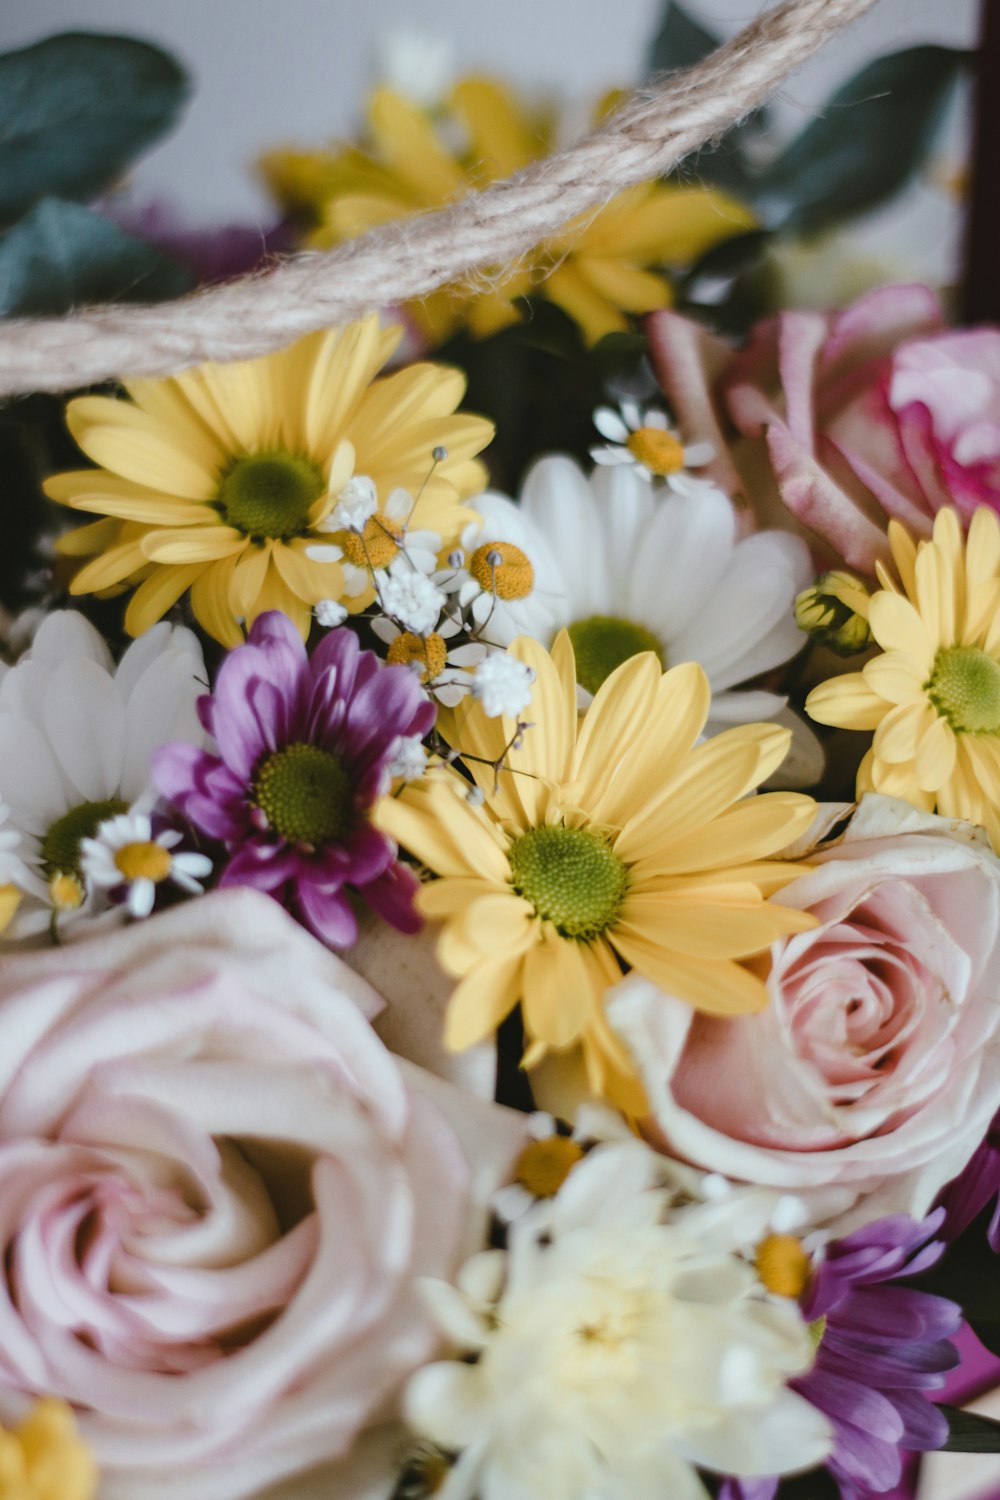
[593, 407, 630, 442]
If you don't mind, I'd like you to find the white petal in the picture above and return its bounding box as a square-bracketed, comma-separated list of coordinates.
[44, 659, 126, 802]
[593, 407, 630, 442]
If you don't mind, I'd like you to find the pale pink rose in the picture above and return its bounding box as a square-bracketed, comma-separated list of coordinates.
[0, 888, 524, 1500]
[610, 795, 1000, 1234]
[647, 286, 1000, 573]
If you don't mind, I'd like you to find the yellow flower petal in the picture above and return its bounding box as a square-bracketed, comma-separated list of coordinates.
[190, 554, 244, 647]
[124, 563, 206, 636]
[914, 713, 957, 792]
[141, 526, 246, 564]
[377, 779, 512, 884]
[862, 651, 926, 706]
[867, 591, 936, 667]
[617, 889, 815, 960]
[806, 673, 888, 730]
[521, 929, 599, 1050]
[610, 925, 771, 1016]
[444, 957, 523, 1051]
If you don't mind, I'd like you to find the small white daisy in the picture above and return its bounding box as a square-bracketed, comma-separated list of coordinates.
[81, 811, 212, 919]
[371, 609, 487, 708]
[308, 488, 441, 599]
[492, 1106, 633, 1226]
[438, 491, 566, 647]
[472, 651, 535, 719]
[591, 396, 715, 489]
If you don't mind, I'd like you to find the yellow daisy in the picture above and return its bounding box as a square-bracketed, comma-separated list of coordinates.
[807, 507, 1000, 850]
[377, 634, 817, 1111]
[45, 316, 493, 646]
[0, 1398, 97, 1500]
[262, 77, 755, 346]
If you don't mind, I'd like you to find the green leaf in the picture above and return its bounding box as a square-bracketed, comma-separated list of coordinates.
[0, 32, 189, 225]
[940, 1405, 1000, 1453]
[758, 45, 970, 236]
[0, 197, 192, 316]
[647, 0, 719, 74]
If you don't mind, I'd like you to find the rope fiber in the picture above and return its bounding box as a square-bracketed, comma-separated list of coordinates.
[0, 0, 878, 395]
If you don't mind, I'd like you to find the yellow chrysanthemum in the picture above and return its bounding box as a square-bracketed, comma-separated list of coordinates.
[45, 317, 493, 646]
[807, 507, 1000, 850]
[0, 1399, 96, 1500]
[377, 634, 817, 1110]
[262, 78, 756, 346]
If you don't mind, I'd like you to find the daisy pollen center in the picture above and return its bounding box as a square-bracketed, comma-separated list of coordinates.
[41, 798, 129, 876]
[387, 630, 448, 682]
[626, 426, 685, 476]
[469, 541, 534, 600]
[926, 645, 1000, 733]
[217, 451, 325, 541]
[252, 743, 353, 845]
[115, 842, 173, 884]
[509, 824, 628, 940]
[567, 615, 664, 696]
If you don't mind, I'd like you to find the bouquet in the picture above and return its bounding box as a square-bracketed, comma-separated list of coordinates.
[0, 2, 996, 1498]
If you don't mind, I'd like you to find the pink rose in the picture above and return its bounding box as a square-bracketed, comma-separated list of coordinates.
[610, 795, 1000, 1233]
[0, 889, 523, 1500]
[647, 286, 1000, 573]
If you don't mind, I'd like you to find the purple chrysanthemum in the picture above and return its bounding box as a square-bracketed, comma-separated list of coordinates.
[720, 1212, 961, 1500]
[153, 612, 434, 947]
[936, 1109, 1000, 1249]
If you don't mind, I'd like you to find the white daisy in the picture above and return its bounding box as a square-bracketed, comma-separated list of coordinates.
[81, 811, 212, 919]
[519, 455, 813, 735]
[372, 609, 487, 708]
[591, 396, 715, 490]
[438, 492, 566, 648]
[492, 1106, 632, 1226]
[406, 1144, 831, 1500]
[0, 611, 208, 939]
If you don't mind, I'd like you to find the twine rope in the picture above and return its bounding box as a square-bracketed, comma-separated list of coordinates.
[0, 0, 877, 396]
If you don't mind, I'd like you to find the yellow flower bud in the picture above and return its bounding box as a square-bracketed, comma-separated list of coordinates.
[795, 570, 873, 656]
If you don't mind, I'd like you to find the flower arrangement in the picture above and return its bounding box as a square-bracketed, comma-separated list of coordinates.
[0, 3, 998, 1499]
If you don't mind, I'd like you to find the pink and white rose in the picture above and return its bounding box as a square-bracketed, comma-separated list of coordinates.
[647, 286, 1000, 573]
[610, 795, 1000, 1234]
[0, 888, 524, 1500]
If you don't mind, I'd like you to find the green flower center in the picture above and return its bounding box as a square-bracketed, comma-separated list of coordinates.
[509, 824, 628, 940]
[252, 743, 354, 845]
[217, 451, 325, 541]
[40, 798, 128, 876]
[926, 646, 1000, 733]
[566, 615, 664, 697]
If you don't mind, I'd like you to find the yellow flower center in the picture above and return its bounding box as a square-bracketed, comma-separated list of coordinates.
[253, 743, 354, 845]
[626, 426, 685, 475]
[49, 872, 85, 911]
[387, 630, 448, 682]
[340, 517, 403, 570]
[509, 824, 628, 940]
[514, 1134, 585, 1197]
[754, 1233, 811, 1300]
[926, 645, 1000, 734]
[469, 541, 535, 601]
[566, 615, 664, 696]
[216, 451, 325, 541]
[114, 841, 173, 884]
[40, 798, 128, 879]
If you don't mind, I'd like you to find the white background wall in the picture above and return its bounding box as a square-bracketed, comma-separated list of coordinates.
[0, 0, 982, 225]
